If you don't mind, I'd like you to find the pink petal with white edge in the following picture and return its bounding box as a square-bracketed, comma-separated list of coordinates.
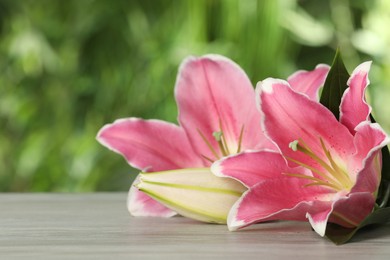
[127, 175, 176, 217]
[307, 192, 375, 236]
[212, 150, 304, 188]
[287, 64, 330, 101]
[97, 118, 205, 172]
[340, 61, 372, 133]
[176, 55, 270, 161]
[257, 79, 355, 169]
[306, 208, 332, 237]
[228, 176, 331, 231]
[329, 192, 375, 228]
[350, 122, 390, 193]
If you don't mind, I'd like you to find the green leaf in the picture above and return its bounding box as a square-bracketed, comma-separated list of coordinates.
[370, 115, 390, 208]
[325, 207, 390, 245]
[378, 181, 390, 208]
[319, 49, 350, 119]
[319, 51, 390, 245]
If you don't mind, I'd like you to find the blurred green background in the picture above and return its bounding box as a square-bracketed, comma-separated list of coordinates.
[1, 0, 389, 192]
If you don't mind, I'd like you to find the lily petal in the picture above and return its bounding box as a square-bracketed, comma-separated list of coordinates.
[97, 118, 205, 171]
[228, 176, 330, 231]
[257, 79, 355, 169]
[307, 192, 375, 236]
[329, 192, 375, 228]
[176, 55, 269, 160]
[340, 62, 372, 133]
[287, 64, 330, 101]
[352, 122, 388, 165]
[136, 168, 246, 224]
[212, 150, 303, 188]
[127, 175, 176, 217]
[306, 208, 332, 237]
[350, 122, 390, 193]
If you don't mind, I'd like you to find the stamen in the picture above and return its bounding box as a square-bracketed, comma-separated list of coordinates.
[197, 120, 245, 160]
[213, 131, 228, 157]
[295, 139, 343, 186]
[236, 125, 245, 153]
[197, 129, 220, 160]
[285, 172, 342, 191]
[220, 132, 230, 155]
[284, 172, 327, 183]
[304, 181, 342, 190]
[287, 138, 353, 192]
[218, 120, 231, 155]
[319, 138, 353, 188]
[201, 154, 215, 163]
[285, 156, 339, 187]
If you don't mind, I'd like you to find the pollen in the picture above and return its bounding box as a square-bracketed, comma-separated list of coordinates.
[289, 140, 299, 151]
[197, 122, 245, 163]
[286, 137, 353, 192]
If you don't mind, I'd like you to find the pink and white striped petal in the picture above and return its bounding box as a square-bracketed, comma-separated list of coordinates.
[176, 55, 269, 160]
[228, 176, 330, 231]
[350, 122, 390, 193]
[257, 79, 355, 169]
[127, 175, 176, 217]
[212, 150, 304, 188]
[328, 192, 376, 228]
[340, 61, 372, 133]
[308, 192, 376, 236]
[306, 208, 332, 237]
[97, 118, 205, 172]
[287, 64, 330, 101]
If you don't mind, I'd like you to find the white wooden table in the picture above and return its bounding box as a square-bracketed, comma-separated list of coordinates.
[1, 193, 389, 259]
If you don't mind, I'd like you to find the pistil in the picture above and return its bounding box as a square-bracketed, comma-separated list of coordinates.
[286, 138, 353, 192]
[197, 129, 220, 161]
[213, 131, 229, 157]
[197, 121, 245, 163]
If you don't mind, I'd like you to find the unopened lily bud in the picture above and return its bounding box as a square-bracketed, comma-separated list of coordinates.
[135, 168, 246, 224]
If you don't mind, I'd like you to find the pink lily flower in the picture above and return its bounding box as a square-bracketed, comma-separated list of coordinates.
[213, 61, 390, 236]
[97, 54, 329, 218]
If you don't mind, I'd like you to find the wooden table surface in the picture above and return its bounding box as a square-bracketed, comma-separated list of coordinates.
[1, 193, 389, 259]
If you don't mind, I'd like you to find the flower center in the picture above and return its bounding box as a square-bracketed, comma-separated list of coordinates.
[197, 121, 244, 163]
[286, 138, 353, 192]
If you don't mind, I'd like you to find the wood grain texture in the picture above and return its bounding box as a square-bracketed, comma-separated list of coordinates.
[1, 193, 389, 259]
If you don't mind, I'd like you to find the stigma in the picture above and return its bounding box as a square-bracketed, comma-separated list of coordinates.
[197, 121, 245, 163]
[286, 138, 353, 192]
